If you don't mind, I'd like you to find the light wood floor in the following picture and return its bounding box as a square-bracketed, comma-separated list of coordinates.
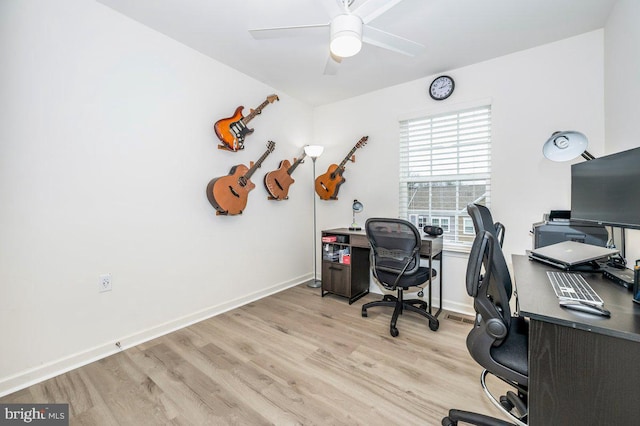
[1, 284, 509, 425]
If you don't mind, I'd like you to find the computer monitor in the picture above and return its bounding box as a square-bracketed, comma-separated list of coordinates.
[571, 146, 640, 229]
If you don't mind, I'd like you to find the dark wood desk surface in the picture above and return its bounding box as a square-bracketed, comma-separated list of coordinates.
[513, 254, 640, 425]
[513, 254, 640, 342]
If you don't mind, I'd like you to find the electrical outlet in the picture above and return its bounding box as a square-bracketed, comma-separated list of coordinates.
[99, 273, 112, 292]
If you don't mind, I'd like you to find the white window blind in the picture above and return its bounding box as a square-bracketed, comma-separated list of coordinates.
[399, 105, 491, 249]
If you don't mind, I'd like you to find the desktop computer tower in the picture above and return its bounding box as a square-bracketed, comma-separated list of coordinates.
[532, 220, 608, 249]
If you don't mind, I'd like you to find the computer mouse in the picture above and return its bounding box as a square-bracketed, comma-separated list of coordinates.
[559, 300, 611, 317]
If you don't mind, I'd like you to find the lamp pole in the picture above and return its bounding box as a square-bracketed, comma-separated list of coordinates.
[305, 145, 324, 288]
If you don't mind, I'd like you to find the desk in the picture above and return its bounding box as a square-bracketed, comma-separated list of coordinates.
[512, 255, 640, 425]
[321, 228, 443, 318]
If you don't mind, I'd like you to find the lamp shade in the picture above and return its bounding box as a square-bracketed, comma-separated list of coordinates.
[542, 131, 589, 162]
[330, 15, 362, 58]
[304, 144, 324, 159]
[352, 199, 363, 213]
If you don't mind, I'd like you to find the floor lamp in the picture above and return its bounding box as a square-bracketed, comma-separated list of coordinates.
[305, 144, 324, 288]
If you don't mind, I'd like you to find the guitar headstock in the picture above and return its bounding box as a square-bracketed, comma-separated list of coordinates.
[267, 94, 279, 104]
[355, 136, 368, 149]
[266, 140, 276, 152]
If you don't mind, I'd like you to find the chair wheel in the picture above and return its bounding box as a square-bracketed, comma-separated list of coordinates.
[390, 327, 399, 337]
[500, 395, 514, 411]
[417, 290, 424, 297]
[429, 320, 439, 331]
[361, 308, 368, 317]
[441, 417, 456, 426]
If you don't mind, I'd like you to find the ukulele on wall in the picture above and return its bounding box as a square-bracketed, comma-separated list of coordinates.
[263, 150, 307, 200]
[315, 136, 368, 200]
[207, 141, 276, 215]
[214, 94, 279, 152]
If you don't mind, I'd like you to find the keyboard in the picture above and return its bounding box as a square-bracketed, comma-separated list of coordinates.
[547, 271, 604, 306]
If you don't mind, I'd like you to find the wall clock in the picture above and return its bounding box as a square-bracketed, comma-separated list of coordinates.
[429, 75, 455, 101]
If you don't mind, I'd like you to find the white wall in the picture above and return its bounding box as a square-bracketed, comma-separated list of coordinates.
[0, 0, 314, 395]
[0, 0, 623, 396]
[604, 0, 640, 262]
[314, 31, 605, 314]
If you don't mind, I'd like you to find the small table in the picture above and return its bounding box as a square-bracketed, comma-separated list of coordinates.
[321, 228, 443, 318]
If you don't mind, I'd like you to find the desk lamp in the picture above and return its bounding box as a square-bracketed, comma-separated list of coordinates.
[543, 131, 595, 161]
[349, 199, 364, 230]
[305, 144, 324, 288]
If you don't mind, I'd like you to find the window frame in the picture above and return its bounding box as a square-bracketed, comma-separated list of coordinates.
[399, 101, 492, 251]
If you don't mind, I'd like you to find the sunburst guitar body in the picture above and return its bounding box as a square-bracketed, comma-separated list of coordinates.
[314, 136, 368, 200]
[206, 141, 276, 215]
[213, 94, 279, 152]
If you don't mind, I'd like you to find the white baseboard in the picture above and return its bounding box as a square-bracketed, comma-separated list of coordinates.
[441, 301, 475, 317]
[0, 274, 310, 398]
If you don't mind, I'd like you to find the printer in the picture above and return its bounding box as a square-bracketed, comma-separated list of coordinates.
[531, 210, 608, 249]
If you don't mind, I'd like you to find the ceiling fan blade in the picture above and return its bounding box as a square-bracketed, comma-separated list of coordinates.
[353, 0, 404, 24]
[249, 23, 329, 40]
[362, 25, 425, 56]
[323, 52, 342, 75]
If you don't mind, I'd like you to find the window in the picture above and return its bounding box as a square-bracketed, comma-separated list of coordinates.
[463, 218, 475, 235]
[399, 104, 491, 249]
[431, 217, 450, 232]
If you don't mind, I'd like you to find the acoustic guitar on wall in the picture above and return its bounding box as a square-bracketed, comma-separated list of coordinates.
[263, 150, 307, 200]
[214, 94, 279, 152]
[314, 136, 368, 200]
[206, 141, 276, 215]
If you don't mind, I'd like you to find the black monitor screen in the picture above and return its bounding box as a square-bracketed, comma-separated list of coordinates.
[571, 146, 640, 229]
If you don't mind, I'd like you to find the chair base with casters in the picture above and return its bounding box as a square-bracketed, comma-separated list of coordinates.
[479, 369, 527, 426]
[361, 269, 439, 337]
[442, 409, 516, 426]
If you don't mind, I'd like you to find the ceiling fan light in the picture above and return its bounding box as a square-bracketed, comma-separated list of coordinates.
[330, 14, 362, 58]
[330, 33, 361, 57]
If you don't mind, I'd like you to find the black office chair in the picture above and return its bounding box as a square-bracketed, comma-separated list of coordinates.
[467, 203, 505, 247]
[467, 203, 518, 315]
[361, 218, 439, 337]
[442, 231, 528, 426]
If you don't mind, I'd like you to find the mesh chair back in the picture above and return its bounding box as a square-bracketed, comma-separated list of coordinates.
[467, 203, 513, 302]
[365, 218, 421, 279]
[467, 203, 504, 246]
[467, 231, 513, 339]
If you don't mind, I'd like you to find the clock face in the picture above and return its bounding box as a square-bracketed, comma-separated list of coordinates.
[429, 75, 455, 100]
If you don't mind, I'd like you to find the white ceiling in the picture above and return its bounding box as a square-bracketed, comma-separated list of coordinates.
[96, 0, 617, 106]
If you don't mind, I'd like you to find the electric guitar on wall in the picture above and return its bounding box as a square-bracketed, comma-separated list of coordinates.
[214, 94, 279, 152]
[314, 136, 368, 200]
[263, 150, 307, 200]
[207, 141, 276, 215]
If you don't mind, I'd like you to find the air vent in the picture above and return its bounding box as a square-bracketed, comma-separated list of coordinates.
[445, 313, 475, 325]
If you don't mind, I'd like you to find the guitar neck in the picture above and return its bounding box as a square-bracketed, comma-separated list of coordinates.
[244, 144, 274, 180]
[287, 153, 307, 175]
[333, 146, 358, 176]
[243, 99, 270, 124]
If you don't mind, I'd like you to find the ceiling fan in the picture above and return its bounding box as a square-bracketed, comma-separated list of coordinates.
[249, 0, 425, 75]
